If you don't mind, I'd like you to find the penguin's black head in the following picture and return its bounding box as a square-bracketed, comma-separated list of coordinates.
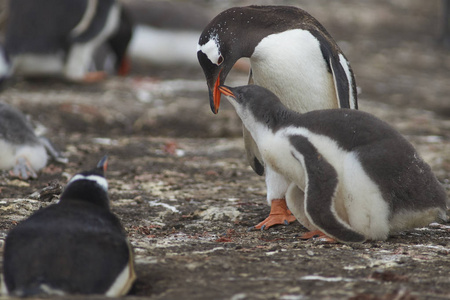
[197, 34, 237, 115]
[59, 156, 110, 208]
[219, 85, 292, 130]
[197, 6, 270, 115]
[219, 85, 281, 108]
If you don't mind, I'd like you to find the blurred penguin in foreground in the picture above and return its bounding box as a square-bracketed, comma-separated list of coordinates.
[2, 156, 136, 297]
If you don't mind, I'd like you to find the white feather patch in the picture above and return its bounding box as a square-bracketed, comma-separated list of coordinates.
[68, 174, 108, 191]
[197, 36, 222, 66]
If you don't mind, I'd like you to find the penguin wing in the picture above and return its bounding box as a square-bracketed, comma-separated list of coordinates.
[289, 134, 365, 243]
[243, 125, 264, 176]
[314, 33, 358, 110]
[243, 68, 265, 176]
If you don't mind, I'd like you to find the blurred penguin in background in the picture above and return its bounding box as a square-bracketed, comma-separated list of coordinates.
[1, 0, 131, 82]
[121, 0, 211, 69]
[0, 101, 66, 179]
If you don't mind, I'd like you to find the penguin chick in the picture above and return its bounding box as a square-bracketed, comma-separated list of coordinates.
[2, 156, 136, 297]
[219, 85, 448, 243]
[0, 102, 48, 179]
[198, 5, 358, 230]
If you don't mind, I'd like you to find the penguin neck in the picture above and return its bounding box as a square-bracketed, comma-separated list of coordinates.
[59, 184, 110, 210]
[240, 103, 298, 143]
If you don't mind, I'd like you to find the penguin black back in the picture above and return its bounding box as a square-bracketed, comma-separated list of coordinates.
[2, 156, 136, 296]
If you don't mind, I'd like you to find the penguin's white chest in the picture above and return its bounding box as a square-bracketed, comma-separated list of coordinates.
[250, 29, 337, 112]
[256, 129, 307, 191]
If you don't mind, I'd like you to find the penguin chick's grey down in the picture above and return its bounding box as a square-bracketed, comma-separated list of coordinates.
[2, 156, 136, 297]
[219, 85, 448, 243]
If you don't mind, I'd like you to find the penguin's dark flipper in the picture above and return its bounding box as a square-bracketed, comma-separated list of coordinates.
[39, 137, 68, 164]
[290, 135, 366, 243]
[253, 199, 296, 230]
[10, 157, 38, 179]
[243, 126, 265, 176]
[315, 32, 357, 110]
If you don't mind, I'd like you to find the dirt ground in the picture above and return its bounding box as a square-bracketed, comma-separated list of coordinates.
[1, 1, 450, 299]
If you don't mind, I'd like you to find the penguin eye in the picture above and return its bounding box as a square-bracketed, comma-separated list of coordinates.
[217, 55, 224, 65]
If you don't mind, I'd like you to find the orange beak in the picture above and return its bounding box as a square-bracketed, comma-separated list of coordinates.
[97, 155, 108, 175]
[218, 86, 234, 97]
[212, 72, 222, 114]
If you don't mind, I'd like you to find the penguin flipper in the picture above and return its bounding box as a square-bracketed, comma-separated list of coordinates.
[243, 125, 264, 176]
[315, 34, 357, 109]
[290, 135, 365, 243]
[39, 137, 68, 164]
[243, 70, 265, 175]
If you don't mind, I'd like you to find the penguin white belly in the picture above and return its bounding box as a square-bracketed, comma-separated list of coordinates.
[129, 25, 201, 66]
[0, 140, 47, 171]
[257, 129, 307, 191]
[283, 127, 391, 240]
[11, 54, 65, 77]
[251, 29, 338, 112]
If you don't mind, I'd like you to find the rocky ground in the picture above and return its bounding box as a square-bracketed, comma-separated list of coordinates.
[0, 1, 449, 299]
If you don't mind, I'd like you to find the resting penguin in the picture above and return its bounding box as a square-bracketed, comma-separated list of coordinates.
[0, 102, 66, 179]
[219, 85, 448, 243]
[2, 0, 121, 82]
[197, 5, 358, 230]
[1, 156, 136, 296]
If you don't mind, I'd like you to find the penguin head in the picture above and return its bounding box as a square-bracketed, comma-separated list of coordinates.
[219, 85, 293, 131]
[59, 156, 110, 208]
[197, 6, 270, 115]
[197, 32, 234, 115]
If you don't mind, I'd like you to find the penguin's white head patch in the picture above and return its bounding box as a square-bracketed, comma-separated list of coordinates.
[197, 35, 223, 66]
[68, 174, 108, 192]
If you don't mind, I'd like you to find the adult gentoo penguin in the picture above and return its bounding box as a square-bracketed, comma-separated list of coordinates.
[2, 0, 122, 82]
[0, 102, 67, 179]
[2, 156, 136, 296]
[197, 5, 358, 230]
[219, 85, 449, 243]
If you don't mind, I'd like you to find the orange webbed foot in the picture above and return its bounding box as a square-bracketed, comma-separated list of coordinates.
[300, 230, 336, 243]
[254, 198, 296, 230]
[82, 71, 107, 83]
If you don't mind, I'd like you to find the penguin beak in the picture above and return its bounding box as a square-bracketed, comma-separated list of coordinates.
[218, 86, 235, 98]
[209, 70, 223, 114]
[96, 155, 108, 175]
